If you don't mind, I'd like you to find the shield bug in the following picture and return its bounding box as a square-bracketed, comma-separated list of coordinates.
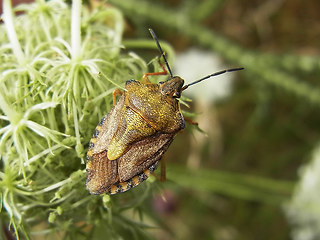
[86, 28, 243, 195]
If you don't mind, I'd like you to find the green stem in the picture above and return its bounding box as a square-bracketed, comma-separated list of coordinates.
[167, 164, 294, 204]
[71, 0, 82, 59]
[123, 39, 175, 64]
[35, 177, 72, 194]
[0, 93, 21, 125]
[2, 0, 25, 64]
[72, 100, 81, 147]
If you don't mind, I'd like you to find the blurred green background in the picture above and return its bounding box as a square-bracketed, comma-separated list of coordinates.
[107, 0, 320, 239]
[1, 0, 320, 239]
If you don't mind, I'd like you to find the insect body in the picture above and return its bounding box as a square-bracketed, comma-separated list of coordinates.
[86, 29, 243, 195]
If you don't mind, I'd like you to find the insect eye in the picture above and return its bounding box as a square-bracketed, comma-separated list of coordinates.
[173, 92, 181, 98]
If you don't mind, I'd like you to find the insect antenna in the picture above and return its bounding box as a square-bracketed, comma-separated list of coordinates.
[181, 67, 244, 91]
[149, 28, 173, 78]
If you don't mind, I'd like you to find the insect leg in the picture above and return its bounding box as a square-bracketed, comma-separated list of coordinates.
[184, 117, 199, 126]
[112, 88, 123, 106]
[160, 157, 166, 182]
[150, 158, 166, 182]
[142, 59, 168, 83]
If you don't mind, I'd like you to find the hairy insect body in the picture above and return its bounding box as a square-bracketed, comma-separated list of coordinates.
[86, 78, 185, 195]
[85, 28, 243, 195]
